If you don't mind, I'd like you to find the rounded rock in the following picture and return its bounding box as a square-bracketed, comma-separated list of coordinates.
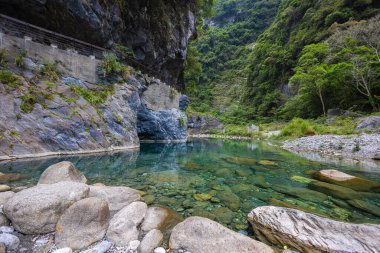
[55, 197, 110, 250]
[38, 161, 87, 184]
[140, 229, 163, 253]
[0, 233, 20, 250]
[154, 247, 166, 253]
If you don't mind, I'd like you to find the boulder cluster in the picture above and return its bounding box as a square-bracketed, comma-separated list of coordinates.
[0, 162, 379, 253]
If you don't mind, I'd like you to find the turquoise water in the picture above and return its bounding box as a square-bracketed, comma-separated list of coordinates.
[1, 138, 380, 232]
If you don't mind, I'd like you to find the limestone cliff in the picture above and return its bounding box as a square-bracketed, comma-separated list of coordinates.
[0, 0, 197, 88]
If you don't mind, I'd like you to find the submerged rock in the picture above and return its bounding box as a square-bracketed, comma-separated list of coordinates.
[193, 193, 212, 201]
[216, 191, 240, 211]
[89, 185, 142, 215]
[272, 185, 328, 203]
[55, 197, 110, 250]
[38, 161, 87, 184]
[169, 216, 274, 253]
[4, 182, 89, 234]
[347, 199, 380, 217]
[308, 180, 361, 200]
[258, 160, 277, 166]
[314, 169, 380, 192]
[248, 206, 380, 253]
[222, 156, 257, 166]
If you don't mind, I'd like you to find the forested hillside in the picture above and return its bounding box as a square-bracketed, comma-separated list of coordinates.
[185, 0, 281, 123]
[244, 0, 380, 120]
[186, 0, 380, 123]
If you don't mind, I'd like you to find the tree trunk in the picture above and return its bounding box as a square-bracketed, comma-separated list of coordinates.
[318, 90, 326, 116]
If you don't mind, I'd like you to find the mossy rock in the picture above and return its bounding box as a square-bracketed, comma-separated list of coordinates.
[213, 207, 234, 224]
[193, 193, 212, 201]
[181, 162, 200, 171]
[314, 169, 380, 193]
[309, 181, 362, 200]
[291, 175, 315, 184]
[222, 156, 257, 166]
[143, 194, 156, 205]
[231, 184, 256, 193]
[235, 168, 253, 177]
[347, 199, 380, 217]
[0, 173, 24, 183]
[258, 160, 277, 166]
[216, 191, 241, 211]
[192, 208, 216, 220]
[272, 185, 328, 203]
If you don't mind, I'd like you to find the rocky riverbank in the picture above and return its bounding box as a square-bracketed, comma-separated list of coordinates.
[283, 133, 380, 166]
[0, 161, 379, 252]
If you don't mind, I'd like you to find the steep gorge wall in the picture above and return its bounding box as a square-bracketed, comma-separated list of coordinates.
[0, 0, 197, 88]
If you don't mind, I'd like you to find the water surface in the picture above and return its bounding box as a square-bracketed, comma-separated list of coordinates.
[1, 138, 380, 233]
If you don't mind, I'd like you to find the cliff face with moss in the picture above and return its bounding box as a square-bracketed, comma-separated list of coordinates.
[0, 0, 197, 87]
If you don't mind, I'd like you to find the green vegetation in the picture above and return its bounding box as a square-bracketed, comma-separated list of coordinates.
[70, 84, 114, 107]
[20, 94, 37, 113]
[39, 63, 61, 81]
[0, 70, 22, 90]
[0, 49, 7, 65]
[244, 0, 380, 119]
[15, 50, 27, 68]
[185, 0, 281, 122]
[178, 116, 186, 127]
[101, 53, 131, 79]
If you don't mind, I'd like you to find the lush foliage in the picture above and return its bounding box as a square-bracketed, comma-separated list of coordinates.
[186, 0, 281, 124]
[101, 53, 131, 79]
[70, 84, 115, 107]
[244, 0, 380, 119]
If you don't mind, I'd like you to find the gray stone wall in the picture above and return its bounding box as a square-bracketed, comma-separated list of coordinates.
[0, 33, 99, 83]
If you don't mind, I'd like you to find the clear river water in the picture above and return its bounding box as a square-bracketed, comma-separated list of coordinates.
[1, 138, 380, 234]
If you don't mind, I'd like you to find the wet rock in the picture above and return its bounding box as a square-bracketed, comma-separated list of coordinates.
[213, 207, 234, 224]
[0, 185, 10, 193]
[231, 184, 256, 193]
[144, 195, 156, 205]
[216, 191, 240, 211]
[248, 206, 380, 253]
[38, 161, 87, 184]
[181, 162, 200, 171]
[268, 198, 328, 218]
[52, 248, 72, 253]
[89, 185, 142, 216]
[215, 168, 233, 178]
[170, 217, 274, 253]
[141, 206, 183, 241]
[308, 180, 361, 200]
[107, 201, 147, 246]
[290, 175, 314, 184]
[0, 191, 14, 205]
[55, 197, 109, 250]
[4, 182, 89, 234]
[193, 193, 212, 201]
[222, 157, 257, 166]
[0, 233, 19, 251]
[0, 173, 23, 183]
[140, 229, 163, 253]
[235, 168, 253, 177]
[11, 186, 27, 193]
[272, 185, 328, 203]
[347, 199, 380, 217]
[258, 160, 277, 166]
[192, 208, 216, 220]
[314, 169, 380, 192]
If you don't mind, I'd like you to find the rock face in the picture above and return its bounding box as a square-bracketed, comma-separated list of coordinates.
[55, 197, 110, 250]
[4, 182, 89, 234]
[38, 161, 87, 184]
[89, 185, 142, 215]
[187, 114, 225, 135]
[314, 169, 380, 192]
[248, 206, 380, 253]
[357, 116, 380, 130]
[106, 201, 147, 246]
[169, 216, 274, 253]
[0, 0, 197, 87]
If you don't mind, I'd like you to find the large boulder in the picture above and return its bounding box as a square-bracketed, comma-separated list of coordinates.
[314, 169, 380, 192]
[141, 206, 183, 233]
[356, 116, 380, 130]
[55, 197, 110, 250]
[0, 191, 14, 206]
[169, 216, 273, 253]
[89, 185, 142, 215]
[4, 182, 89, 234]
[248, 206, 380, 253]
[106, 201, 147, 246]
[38, 161, 87, 184]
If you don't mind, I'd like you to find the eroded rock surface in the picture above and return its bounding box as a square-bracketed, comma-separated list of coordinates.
[169, 216, 274, 253]
[248, 206, 380, 253]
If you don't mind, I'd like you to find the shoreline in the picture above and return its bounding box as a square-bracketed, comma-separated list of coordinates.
[0, 145, 140, 162]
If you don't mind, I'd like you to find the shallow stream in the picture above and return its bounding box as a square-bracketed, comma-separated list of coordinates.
[1, 138, 380, 234]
